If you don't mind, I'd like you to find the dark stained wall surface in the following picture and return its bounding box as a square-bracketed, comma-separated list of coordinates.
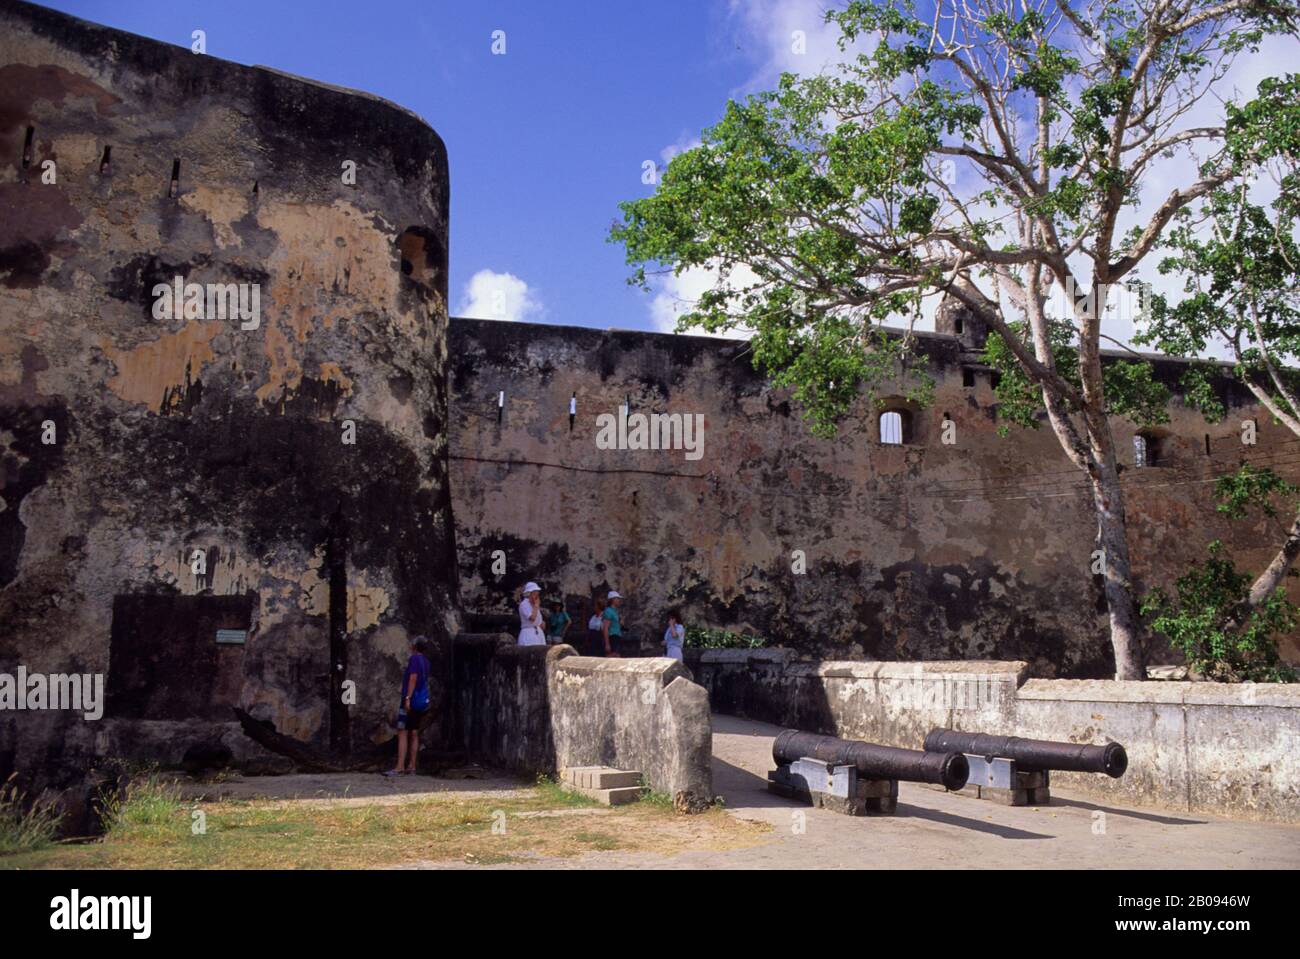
[0, 1, 457, 783]
[448, 316, 1298, 678]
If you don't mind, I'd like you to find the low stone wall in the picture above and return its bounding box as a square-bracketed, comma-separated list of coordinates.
[689, 649, 1300, 823]
[451, 636, 559, 774]
[550, 657, 712, 808]
[451, 637, 712, 808]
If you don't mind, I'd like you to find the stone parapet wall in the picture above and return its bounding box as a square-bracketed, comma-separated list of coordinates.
[690, 649, 1300, 822]
[451, 637, 712, 808]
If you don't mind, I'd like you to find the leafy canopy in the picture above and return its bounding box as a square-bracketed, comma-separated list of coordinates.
[612, 1, 1299, 438]
[1141, 539, 1298, 682]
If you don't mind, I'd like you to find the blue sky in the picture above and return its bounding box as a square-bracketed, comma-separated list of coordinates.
[38, 1, 1289, 354]
[43, 0, 849, 332]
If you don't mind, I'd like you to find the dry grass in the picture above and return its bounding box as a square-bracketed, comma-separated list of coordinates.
[1, 777, 767, 870]
[0, 775, 62, 856]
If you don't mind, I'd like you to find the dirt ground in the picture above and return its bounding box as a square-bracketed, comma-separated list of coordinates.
[174, 770, 535, 808]
[4, 769, 768, 869]
[406, 714, 1300, 869]
[10, 715, 1296, 870]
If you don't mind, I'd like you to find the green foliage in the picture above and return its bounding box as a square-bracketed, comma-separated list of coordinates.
[613, 2, 1296, 445]
[1214, 463, 1300, 520]
[1224, 74, 1300, 171]
[637, 787, 676, 811]
[1139, 187, 1300, 406]
[983, 323, 1070, 434]
[1141, 542, 1297, 683]
[683, 625, 766, 650]
[1137, 74, 1300, 414]
[100, 775, 184, 838]
[982, 322, 1169, 436]
[0, 775, 62, 855]
[1142, 463, 1300, 683]
[1178, 364, 1228, 424]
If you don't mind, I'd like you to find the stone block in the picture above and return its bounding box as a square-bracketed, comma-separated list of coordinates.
[863, 796, 898, 815]
[588, 769, 641, 789]
[857, 778, 898, 800]
[594, 786, 642, 806]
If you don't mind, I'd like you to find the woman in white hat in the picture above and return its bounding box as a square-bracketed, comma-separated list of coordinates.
[518, 582, 546, 646]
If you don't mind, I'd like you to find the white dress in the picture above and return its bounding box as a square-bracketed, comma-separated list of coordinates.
[664, 623, 685, 661]
[518, 598, 546, 646]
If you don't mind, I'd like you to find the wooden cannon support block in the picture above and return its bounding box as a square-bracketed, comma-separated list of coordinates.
[767, 757, 899, 815]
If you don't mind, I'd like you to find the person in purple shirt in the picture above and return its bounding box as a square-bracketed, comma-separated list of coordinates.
[385, 636, 431, 777]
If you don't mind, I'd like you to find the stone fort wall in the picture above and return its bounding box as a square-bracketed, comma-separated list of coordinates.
[0, 1, 457, 782]
[3, 0, 1297, 794]
[448, 315, 1300, 678]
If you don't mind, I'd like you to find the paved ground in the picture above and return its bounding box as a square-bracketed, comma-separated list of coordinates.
[424, 714, 1300, 869]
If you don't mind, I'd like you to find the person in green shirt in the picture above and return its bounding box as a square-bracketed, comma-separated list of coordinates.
[601, 590, 624, 657]
[546, 600, 571, 645]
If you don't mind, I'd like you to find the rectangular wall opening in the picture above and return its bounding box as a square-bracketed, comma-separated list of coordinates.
[107, 593, 256, 720]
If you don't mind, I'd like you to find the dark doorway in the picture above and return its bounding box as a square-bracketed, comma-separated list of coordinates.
[106, 593, 256, 720]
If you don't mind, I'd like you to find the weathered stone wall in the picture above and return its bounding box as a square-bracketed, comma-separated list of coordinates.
[691, 649, 1300, 822]
[550, 656, 712, 806]
[450, 637, 559, 773]
[0, 2, 457, 785]
[450, 636, 713, 806]
[448, 316, 1299, 677]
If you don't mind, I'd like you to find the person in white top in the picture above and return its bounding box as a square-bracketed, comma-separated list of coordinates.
[662, 608, 685, 662]
[586, 595, 606, 656]
[517, 582, 546, 646]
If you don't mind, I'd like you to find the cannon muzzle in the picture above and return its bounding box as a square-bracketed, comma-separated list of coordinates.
[774, 730, 969, 790]
[923, 729, 1127, 778]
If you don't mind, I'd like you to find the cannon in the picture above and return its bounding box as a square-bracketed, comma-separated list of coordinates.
[923, 729, 1127, 777]
[773, 729, 970, 793]
[922, 728, 1127, 806]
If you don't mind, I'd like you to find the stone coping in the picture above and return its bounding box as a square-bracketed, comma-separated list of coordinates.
[1019, 678, 1300, 707]
[492, 643, 1298, 705]
[554, 655, 690, 683]
[694, 651, 1297, 705]
[800, 660, 1028, 680]
[705, 654, 1028, 681]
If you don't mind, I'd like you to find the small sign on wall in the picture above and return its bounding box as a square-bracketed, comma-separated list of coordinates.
[215, 629, 247, 645]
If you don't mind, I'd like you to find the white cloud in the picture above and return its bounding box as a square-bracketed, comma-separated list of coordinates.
[641, 1, 869, 335]
[728, 0, 871, 89]
[649, 263, 758, 338]
[660, 133, 702, 167]
[457, 269, 542, 323]
[658, 6, 1289, 361]
[1118, 33, 1295, 359]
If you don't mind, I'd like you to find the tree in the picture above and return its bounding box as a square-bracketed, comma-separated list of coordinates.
[1138, 85, 1300, 607]
[1140, 460, 1300, 682]
[612, 0, 1299, 678]
[1141, 540, 1298, 681]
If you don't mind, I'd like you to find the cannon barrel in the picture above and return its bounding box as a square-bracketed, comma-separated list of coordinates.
[923, 728, 1127, 778]
[773, 730, 969, 790]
